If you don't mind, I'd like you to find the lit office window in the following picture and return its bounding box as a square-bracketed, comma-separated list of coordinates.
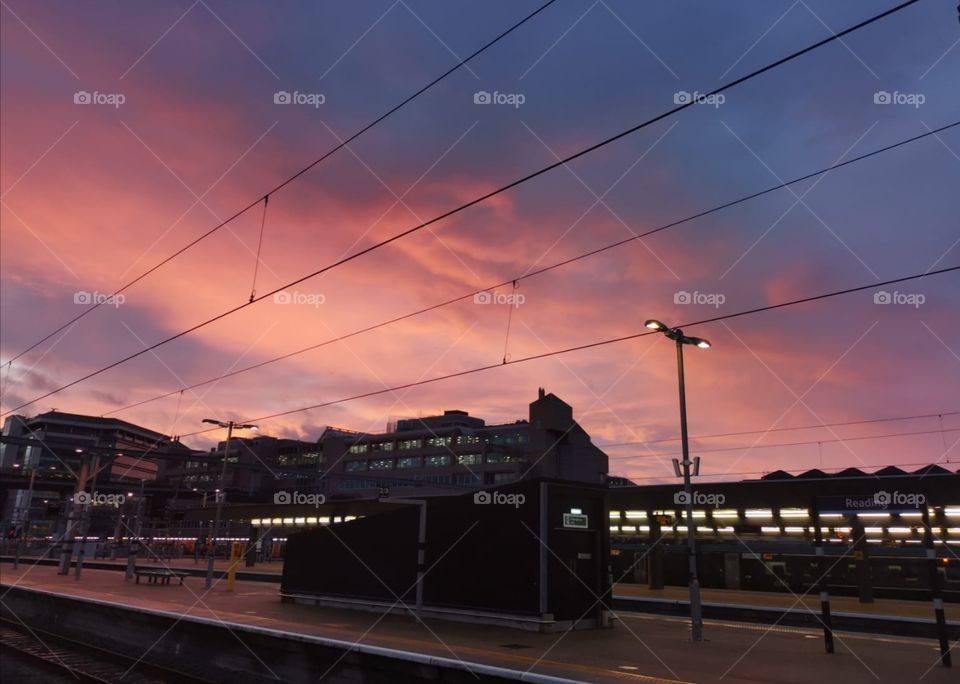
[397, 456, 422, 469]
[486, 453, 523, 464]
[426, 436, 452, 448]
[349, 444, 368, 454]
[369, 459, 394, 470]
[425, 455, 450, 467]
[458, 435, 480, 445]
[457, 453, 482, 466]
[399, 439, 421, 451]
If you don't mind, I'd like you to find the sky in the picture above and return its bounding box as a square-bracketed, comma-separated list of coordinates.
[1, 0, 958, 483]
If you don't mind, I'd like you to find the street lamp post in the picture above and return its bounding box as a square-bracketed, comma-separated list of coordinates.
[202, 419, 257, 590]
[645, 319, 710, 642]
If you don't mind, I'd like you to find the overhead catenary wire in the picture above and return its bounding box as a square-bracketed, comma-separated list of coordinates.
[0, 0, 924, 418]
[98, 121, 960, 418]
[249, 196, 269, 303]
[596, 410, 960, 448]
[172, 265, 960, 438]
[607, 427, 960, 460]
[0, 0, 919, 415]
[3, 0, 563, 365]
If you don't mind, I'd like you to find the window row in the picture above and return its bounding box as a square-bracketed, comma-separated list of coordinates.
[343, 452, 523, 471]
[345, 433, 529, 453]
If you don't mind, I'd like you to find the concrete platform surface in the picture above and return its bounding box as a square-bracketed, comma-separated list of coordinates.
[1, 563, 955, 683]
[9, 555, 953, 623]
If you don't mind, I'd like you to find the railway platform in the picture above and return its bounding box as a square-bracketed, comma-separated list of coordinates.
[1, 563, 956, 683]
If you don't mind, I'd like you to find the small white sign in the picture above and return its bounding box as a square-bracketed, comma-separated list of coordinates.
[563, 513, 588, 529]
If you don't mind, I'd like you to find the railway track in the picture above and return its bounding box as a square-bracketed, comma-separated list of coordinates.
[0, 618, 211, 683]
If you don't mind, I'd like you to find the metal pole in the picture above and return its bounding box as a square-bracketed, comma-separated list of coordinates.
[922, 506, 952, 667]
[58, 453, 90, 575]
[415, 500, 426, 617]
[126, 479, 145, 579]
[206, 422, 233, 590]
[676, 334, 703, 642]
[811, 504, 834, 653]
[13, 468, 36, 570]
[75, 454, 99, 579]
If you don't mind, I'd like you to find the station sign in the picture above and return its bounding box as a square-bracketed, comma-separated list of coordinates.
[563, 513, 589, 529]
[816, 492, 924, 514]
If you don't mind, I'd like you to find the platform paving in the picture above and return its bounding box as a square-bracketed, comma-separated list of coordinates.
[1, 562, 956, 683]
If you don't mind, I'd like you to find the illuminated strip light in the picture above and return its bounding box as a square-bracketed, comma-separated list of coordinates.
[866, 539, 883, 544]
[636, 525, 650, 532]
[717, 526, 736, 534]
[624, 511, 645, 519]
[696, 526, 714, 533]
[306, 517, 318, 524]
[745, 509, 772, 518]
[294, 517, 306, 525]
[609, 511, 622, 519]
[712, 510, 738, 519]
[946, 528, 960, 535]
[761, 526, 780, 533]
[899, 512, 923, 519]
[944, 507, 960, 516]
[819, 513, 843, 519]
[779, 508, 808, 519]
[610, 526, 620, 532]
[864, 527, 884, 534]
[887, 527, 912, 535]
[784, 527, 806, 534]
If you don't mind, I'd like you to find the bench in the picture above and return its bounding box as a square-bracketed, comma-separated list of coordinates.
[134, 569, 188, 585]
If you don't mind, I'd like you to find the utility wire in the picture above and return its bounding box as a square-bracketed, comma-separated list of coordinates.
[173, 265, 960, 438]
[1, 0, 922, 417]
[598, 410, 960, 448]
[99, 121, 960, 418]
[249, 196, 269, 303]
[608, 427, 960, 460]
[3, 0, 562, 365]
